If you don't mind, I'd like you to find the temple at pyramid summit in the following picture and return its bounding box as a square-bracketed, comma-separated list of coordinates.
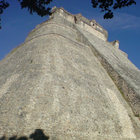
[0, 6, 140, 140]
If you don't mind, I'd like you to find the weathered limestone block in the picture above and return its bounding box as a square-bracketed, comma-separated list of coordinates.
[0, 7, 140, 140]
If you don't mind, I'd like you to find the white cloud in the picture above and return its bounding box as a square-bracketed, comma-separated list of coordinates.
[91, 13, 140, 30]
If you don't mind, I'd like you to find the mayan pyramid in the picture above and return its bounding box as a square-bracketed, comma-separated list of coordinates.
[0, 7, 140, 140]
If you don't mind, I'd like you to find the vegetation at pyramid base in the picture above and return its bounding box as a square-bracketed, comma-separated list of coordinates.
[0, 0, 137, 29]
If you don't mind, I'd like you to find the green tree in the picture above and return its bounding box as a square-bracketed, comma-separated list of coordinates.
[0, 0, 9, 29]
[0, 0, 136, 29]
[91, 0, 136, 19]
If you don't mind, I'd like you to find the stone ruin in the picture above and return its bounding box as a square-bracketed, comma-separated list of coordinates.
[0, 7, 140, 140]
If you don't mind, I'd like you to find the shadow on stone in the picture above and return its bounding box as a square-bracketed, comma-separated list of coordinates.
[9, 136, 18, 140]
[0, 136, 6, 140]
[0, 129, 49, 140]
[30, 129, 49, 140]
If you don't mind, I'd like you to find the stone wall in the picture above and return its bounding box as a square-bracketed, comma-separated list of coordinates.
[0, 6, 140, 140]
[50, 7, 108, 41]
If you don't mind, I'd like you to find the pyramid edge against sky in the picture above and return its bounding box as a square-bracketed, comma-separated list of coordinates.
[0, 6, 140, 140]
[16, 6, 140, 119]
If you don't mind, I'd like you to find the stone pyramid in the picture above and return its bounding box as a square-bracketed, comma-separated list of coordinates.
[0, 7, 140, 140]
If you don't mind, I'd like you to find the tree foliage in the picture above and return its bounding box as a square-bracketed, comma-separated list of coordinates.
[0, 0, 137, 29]
[91, 0, 136, 19]
[0, 0, 9, 29]
[0, 0, 9, 14]
[18, 0, 52, 16]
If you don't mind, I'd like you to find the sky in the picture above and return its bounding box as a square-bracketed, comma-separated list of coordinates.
[0, 0, 140, 70]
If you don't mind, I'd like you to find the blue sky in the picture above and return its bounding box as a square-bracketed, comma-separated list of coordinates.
[0, 0, 140, 70]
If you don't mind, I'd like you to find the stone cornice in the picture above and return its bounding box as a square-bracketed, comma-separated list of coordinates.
[50, 6, 108, 41]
